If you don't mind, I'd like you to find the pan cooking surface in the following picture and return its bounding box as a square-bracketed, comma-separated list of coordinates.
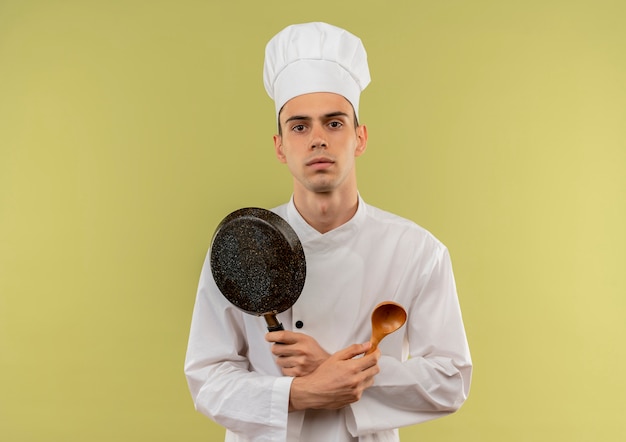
[210, 208, 306, 316]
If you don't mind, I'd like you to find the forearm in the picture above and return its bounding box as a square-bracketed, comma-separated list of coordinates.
[348, 354, 471, 435]
[188, 361, 292, 436]
[185, 259, 294, 438]
[186, 326, 294, 437]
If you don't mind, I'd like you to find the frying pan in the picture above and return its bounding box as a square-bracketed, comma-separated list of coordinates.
[210, 207, 306, 332]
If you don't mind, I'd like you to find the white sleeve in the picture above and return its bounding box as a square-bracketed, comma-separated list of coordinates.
[184, 252, 293, 441]
[348, 246, 472, 436]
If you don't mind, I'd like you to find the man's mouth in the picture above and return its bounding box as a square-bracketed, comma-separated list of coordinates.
[306, 157, 334, 166]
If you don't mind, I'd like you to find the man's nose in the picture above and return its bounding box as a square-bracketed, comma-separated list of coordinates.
[310, 125, 327, 149]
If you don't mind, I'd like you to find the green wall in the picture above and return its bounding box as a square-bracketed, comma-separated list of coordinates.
[1, 1, 624, 440]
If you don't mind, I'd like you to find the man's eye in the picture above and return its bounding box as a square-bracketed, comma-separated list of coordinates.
[329, 121, 343, 129]
[292, 124, 305, 132]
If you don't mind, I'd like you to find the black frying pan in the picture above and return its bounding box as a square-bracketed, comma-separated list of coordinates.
[210, 207, 306, 332]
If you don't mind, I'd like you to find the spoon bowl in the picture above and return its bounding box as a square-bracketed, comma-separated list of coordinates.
[366, 301, 407, 355]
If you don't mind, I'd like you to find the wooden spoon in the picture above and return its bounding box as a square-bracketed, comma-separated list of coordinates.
[365, 301, 407, 355]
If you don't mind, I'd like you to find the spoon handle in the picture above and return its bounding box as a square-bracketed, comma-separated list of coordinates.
[365, 339, 379, 356]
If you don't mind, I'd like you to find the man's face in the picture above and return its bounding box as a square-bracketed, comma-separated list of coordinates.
[273, 92, 368, 195]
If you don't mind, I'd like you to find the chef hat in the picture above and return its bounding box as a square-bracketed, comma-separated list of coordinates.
[263, 22, 371, 119]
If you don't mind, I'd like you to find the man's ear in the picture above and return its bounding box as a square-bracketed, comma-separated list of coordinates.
[355, 124, 368, 157]
[273, 134, 286, 163]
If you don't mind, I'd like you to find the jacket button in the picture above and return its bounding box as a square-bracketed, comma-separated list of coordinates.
[295, 320, 304, 329]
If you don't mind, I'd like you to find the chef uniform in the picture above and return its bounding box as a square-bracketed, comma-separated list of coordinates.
[185, 22, 472, 442]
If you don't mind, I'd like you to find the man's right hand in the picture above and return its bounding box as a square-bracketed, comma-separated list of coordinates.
[288, 342, 380, 411]
[266, 330, 331, 377]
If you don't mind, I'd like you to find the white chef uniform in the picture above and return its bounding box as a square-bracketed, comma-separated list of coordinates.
[185, 196, 472, 441]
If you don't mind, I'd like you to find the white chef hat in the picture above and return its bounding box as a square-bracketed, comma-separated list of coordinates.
[263, 22, 371, 119]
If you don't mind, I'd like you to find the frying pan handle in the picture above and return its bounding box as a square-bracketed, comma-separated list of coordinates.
[264, 314, 284, 332]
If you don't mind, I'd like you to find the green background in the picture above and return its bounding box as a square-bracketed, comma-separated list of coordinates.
[1, 0, 625, 440]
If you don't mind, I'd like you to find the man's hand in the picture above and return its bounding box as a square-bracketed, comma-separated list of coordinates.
[288, 342, 380, 411]
[266, 331, 330, 377]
